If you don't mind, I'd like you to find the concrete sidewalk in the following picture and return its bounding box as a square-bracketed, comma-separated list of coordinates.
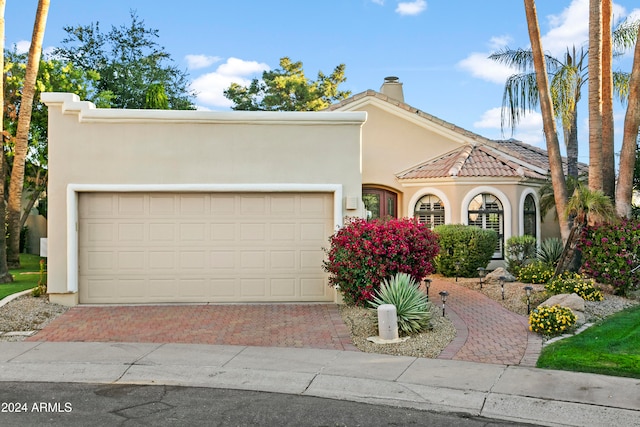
[1, 341, 638, 426]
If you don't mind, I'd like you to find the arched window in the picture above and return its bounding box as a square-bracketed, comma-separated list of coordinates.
[362, 187, 397, 220]
[523, 194, 537, 238]
[468, 193, 504, 259]
[414, 194, 445, 229]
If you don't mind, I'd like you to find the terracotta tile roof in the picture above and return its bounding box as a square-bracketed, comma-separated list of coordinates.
[397, 144, 548, 180]
[329, 90, 588, 180]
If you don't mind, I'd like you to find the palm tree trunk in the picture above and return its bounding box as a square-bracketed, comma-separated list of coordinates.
[588, 0, 604, 192]
[6, 0, 50, 268]
[555, 224, 583, 275]
[602, 0, 616, 200]
[524, 0, 570, 241]
[0, 0, 13, 282]
[615, 25, 640, 218]
[566, 110, 579, 179]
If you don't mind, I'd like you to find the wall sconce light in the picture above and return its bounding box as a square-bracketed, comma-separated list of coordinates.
[439, 290, 449, 317]
[477, 267, 486, 289]
[524, 285, 533, 314]
[499, 276, 506, 300]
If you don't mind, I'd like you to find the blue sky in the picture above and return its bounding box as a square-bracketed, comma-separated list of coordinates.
[4, 0, 640, 163]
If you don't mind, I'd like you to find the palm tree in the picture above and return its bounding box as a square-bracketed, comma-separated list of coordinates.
[0, 0, 13, 282]
[602, 0, 615, 198]
[523, 0, 571, 241]
[615, 24, 640, 218]
[490, 47, 586, 179]
[491, 12, 635, 186]
[588, 0, 604, 192]
[556, 185, 617, 274]
[6, 0, 50, 268]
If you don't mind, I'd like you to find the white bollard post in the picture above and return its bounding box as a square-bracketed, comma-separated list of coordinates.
[377, 304, 399, 340]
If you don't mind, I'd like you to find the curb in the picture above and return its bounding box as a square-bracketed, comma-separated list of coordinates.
[0, 288, 36, 309]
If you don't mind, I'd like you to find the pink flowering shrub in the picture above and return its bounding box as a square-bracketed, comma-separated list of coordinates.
[323, 218, 440, 306]
[579, 219, 640, 296]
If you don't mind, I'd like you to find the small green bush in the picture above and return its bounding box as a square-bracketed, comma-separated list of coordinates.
[434, 224, 498, 277]
[545, 273, 603, 301]
[529, 304, 577, 337]
[537, 237, 564, 267]
[505, 235, 537, 276]
[369, 273, 433, 335]
[518, 261, 554, 284]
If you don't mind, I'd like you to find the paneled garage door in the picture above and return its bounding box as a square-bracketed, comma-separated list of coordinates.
[78, 192, 335, 304]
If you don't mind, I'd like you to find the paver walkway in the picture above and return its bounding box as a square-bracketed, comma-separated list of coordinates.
[431, 278, 542, 366]
[27, 279, 541, 366]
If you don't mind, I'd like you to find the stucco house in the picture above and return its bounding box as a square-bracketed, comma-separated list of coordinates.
[328, 77, 565, 265]
[43, 79, 567, 306]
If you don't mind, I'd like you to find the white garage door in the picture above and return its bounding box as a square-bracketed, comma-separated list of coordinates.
[78, 192, 335, 304]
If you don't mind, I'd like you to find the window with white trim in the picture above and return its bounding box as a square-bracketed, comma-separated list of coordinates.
[414, 194, 445, 229]
[523, 194, 537, 238]
[468, 193, 504, 259]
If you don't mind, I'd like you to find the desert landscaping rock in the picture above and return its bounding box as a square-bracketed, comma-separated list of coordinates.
[540, 293, 585, 312]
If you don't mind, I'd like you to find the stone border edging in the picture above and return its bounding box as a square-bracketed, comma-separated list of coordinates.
[0, 288, 35, 309]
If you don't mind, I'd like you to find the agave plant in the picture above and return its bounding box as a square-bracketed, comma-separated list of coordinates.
[369, 273, 432, 335]
[537, 237, 564, 268]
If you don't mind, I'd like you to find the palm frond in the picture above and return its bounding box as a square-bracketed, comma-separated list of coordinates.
[565, 185, 617, 225]
[501, 72, 539, 133]
[613, 71, 630, 103]
[612, 17, 639, 54]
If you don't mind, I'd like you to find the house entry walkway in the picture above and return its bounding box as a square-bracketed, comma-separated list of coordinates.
[27, 279, 541, 366]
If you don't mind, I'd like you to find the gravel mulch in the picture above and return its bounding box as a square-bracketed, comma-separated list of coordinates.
[339, 304, 457, 358]
[0, 295, 69, 342]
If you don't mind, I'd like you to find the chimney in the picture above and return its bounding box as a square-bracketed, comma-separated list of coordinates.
[380, 76, 404, 102]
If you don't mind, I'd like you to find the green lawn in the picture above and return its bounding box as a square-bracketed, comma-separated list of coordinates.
[0, 254, 44, 300]
[536, 304, 640, 379]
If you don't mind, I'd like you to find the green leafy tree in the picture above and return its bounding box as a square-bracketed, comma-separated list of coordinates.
[224, 57, 350, 111]
[54, 10, 194, 110]
[144, 83, 169, 109]
[4, 50, 103, 225]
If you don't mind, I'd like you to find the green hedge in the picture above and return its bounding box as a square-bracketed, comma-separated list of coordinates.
[434, 224, 498, 277]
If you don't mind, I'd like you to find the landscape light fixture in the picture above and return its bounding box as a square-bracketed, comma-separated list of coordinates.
[477, 267, 486, 289]
[439, 290, 449, 317]
[424, 278, 432, 300]
[499, 276, 506, 300]
[455, 261, 461, 282]
[524, 285, 533, 314]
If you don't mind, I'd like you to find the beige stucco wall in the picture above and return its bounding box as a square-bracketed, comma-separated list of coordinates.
[343, 96, 560, 269]
[43, 92, 366, 305]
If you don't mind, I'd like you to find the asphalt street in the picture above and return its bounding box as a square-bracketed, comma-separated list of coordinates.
[0, 382, 534, 426]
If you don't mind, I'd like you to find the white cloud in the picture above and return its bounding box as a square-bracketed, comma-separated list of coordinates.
[190, 57, 270, 109]
[457, 53, 517, 84]
[15, 40, 30, 54]
[542, 0, 626, 56]
[371, 0, 384, 5]
[474, 107, 544, 147]
[489, 35, 513, 50]
[185, 54, 221, 70]
[396, 0, 427, 16]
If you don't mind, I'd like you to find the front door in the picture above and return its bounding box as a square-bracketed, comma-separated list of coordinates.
[362, 187, 397, 220]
